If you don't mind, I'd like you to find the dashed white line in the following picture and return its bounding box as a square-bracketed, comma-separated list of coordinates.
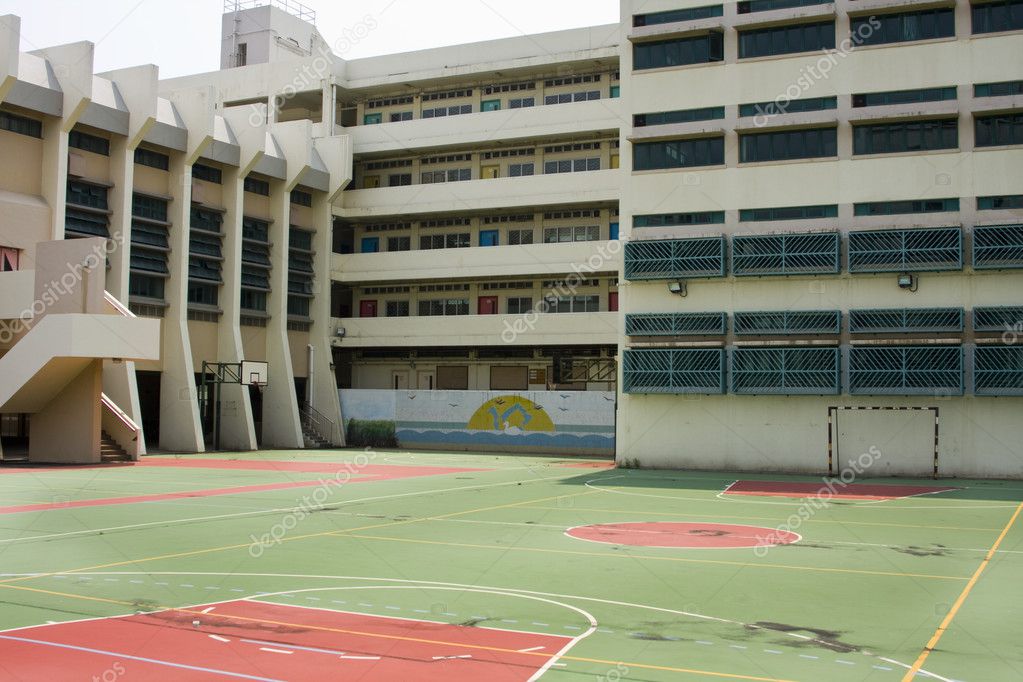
[518, 646, 545, 653]
[340, 655, 381, 661]
[259, 647, 293, 655]
[799, 654, 819, 660]
[209, 635, 230, 643]
[874, 665, 894, 671]
[384, 606, 401, 611]
[501, 619, 518, 624]
[696, 641, 714, 646]
[764, 649, 783, 655]
[532, 622, 549, 627]
[432, 655, 472, 660]
[201, 607, 216, 614]
[836, 660, 855, 666]
[730, 645, 748, 650]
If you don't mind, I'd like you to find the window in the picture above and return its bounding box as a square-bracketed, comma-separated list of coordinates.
[423, 105, 473, 118]
[543, 295, 599, 313]
[507, 297, 533, 314]
[387, 236, 411, 251]
[853, 119, 958, 155]
[543, 226, 600, 243]
[849, 308, 964, 334]
[624, 236, 727, 280]
[738, 0, 832, 13]
[739, 21, 835, 58]
[975, 346, 1023, 396]
[543, 158, 601, 174]
[363, 113, 382, 125]
[420, 233, 471, 250]
[633, 4, 723, 26]
[508, 229, 534, 245]
[421, 169, 472, 183]
[240, 289, 267, 313]
[732, 232, 841, 276]
[510, 97, 535, 108]
[610, 86, 621, 98]
[972, 0, 1023, 33]
[482, 99, 502, 112]
[739, 127, 837, 162]
[388, 173, 412, 186]
[739, 96, 837, 118]
[69, 130, 110, 155]
[244, 177, 270, 195]
[236, 43, 247, 67]
[734, 311, 841, 335]
[852, 8, 955, 46]
[973, 224, 1023, 269]
[509, 163, 535, 177]
[847, 227, 963, 272]
[191, 207, 223, 233]
[853, 87, 957, 108]
[633, 32, 724, 70]
[390, 111, 413, 122]
[0, 111, 42, 138]
[480, 230, 500, 247]
[0, 247, 19, 272]
[386, 301, 410, 317]
[731, 348, 840, 395]
[634, 136, 724, 170]
[132, 194, 168, 222]
[418, 299, 470, 316]
[134, 147, 170, 170]
[66, 181, 108, 209]
[544, 91, 601, 105]
[635, 106, 725, 127]
[740, 205, 838, 221]
[975, 112, 1023, 147]
[193, 163, 222, 184]
[979, 195, 1023, 210]
[361, 237, 380, 253]
[854, 198, 959, 216]
[849, 346, 963, 396]
[623, 349, 726, 394]
[634, 211, 725, 227]
[129, 275, 165, 301]
[626, 312, 727, 336]
[290, 189, 313, 206]
[975, 80, 1023, 97]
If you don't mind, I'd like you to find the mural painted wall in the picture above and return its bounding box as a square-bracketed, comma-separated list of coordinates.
[339, 389, 616, 456]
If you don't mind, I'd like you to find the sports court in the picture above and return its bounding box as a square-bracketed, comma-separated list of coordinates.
[1, 449, 1021, 681]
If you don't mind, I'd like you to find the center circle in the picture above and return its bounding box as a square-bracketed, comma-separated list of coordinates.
[565, 522, 801, 549]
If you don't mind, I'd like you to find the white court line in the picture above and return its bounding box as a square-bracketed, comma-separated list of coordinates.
[209, 635, 230, 642]
[258, 647, 292, 655]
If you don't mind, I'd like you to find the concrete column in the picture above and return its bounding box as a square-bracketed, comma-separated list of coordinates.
[309, 190, 344, 445]
[216, 167, 258, 450]
[106, 137, 134, 302]
[40, 120, 69, 242]
[260, 182, 303, 448]
[158, 159, 204, 453]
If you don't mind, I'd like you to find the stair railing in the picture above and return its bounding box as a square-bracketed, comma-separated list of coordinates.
[100, 393, 142, 460]
[300, 403, 341, 447]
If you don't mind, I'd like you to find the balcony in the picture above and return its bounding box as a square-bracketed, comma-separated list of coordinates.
[333, 311, 619, 347]
[338, 169, 621, 218]
[344, 99, 622, 156]
[332, 240, 621, 284]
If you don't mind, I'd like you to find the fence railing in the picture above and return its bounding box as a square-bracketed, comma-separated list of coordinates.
[224, 0, 315, 22]
[301, 403, 342, 446]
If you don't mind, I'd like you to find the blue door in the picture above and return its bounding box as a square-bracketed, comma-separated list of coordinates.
[480, 230, 500, 247]
[361, 237, 380, 253]
[610, 222, 620, 240]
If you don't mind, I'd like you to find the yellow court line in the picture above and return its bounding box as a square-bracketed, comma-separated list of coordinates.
[524, 505, 1003, 532]
[0, 490, 598, 586]
[332, 532, 970, 581]
[0, 582, 793, 682]
[900, 500, 1023, 681]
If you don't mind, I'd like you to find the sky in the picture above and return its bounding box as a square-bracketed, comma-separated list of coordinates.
[3, 0, 621, 78]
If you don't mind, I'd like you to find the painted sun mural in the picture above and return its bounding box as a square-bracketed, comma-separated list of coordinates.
[467, 395, 556, 434]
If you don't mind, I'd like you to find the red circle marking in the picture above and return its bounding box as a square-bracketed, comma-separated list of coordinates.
[565, 522, 800, 549]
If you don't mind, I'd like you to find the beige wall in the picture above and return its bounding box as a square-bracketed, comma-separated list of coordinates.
[0, 128, 43, 196]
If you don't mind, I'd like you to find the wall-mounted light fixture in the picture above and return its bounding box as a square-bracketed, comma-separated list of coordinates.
[897, 274, 918, 291]
[667, 281, 687, 297]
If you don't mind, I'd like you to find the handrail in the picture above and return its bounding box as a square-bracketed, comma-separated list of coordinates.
[104, 291, 136, 318]
[301, 403, 341, 446]
[101, 393, 141, 433]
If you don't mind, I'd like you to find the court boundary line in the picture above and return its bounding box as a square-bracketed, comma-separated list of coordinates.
[563, 522, 803, 550]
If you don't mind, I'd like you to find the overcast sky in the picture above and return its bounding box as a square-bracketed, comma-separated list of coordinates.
[4, 0, 621, 78]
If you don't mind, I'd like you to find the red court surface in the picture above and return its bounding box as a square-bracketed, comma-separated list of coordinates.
[723, 480, 958, 501]
[0, 462, 487, 515]
[566, 522, 801, 549]
[0, 600, 572, 682]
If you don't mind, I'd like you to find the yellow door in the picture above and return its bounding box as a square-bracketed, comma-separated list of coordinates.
[482, 165, 500, 179]
[610, 155, 620, 169]
[363, 175, 381, 189]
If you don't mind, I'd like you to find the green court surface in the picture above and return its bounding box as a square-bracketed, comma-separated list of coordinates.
[0, 449, 1021, 681]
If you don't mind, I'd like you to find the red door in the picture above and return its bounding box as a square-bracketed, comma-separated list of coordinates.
[608, 292, 619, 312]
[359, 300, 378, 318]
[478, 296, 498, 315]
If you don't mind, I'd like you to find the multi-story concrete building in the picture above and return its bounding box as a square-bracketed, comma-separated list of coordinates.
[1, 0, 1020, 474]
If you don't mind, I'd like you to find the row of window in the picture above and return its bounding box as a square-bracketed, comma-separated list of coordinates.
[357, 294, 609, 319]
[623, 345, 1023, 397]
[634, 196, 1020, 228]
[634, 113, 1023, 169]
[624, 224, 1023, 280]
[626, 307, 1019, 337]
[128, 194, 170, 304]
[634, 3, 1023, 70]
[358, 223, 618, 253]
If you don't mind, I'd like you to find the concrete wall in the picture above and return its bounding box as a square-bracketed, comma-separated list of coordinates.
[340, 389, 616, 456]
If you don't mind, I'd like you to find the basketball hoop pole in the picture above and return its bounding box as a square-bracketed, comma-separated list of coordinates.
[199, 361, 268, 451]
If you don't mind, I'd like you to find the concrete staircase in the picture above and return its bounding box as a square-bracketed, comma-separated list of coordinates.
[301, 425, 330, 449]
[100, 431, 131, 462]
